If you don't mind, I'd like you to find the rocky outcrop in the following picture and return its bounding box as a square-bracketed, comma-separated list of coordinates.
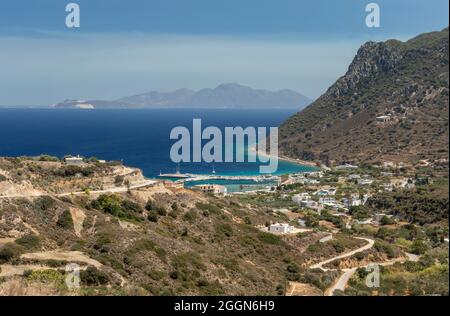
[329, 41, 403, 97]
[279, 28, 449, 166]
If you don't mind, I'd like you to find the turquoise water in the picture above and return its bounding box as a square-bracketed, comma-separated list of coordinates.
[0, 108, 317, 179]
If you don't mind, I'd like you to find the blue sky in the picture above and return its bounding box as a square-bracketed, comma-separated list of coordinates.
[0, 0, 448, 105]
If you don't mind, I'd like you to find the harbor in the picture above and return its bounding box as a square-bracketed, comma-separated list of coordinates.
[157, 164, 315, 193]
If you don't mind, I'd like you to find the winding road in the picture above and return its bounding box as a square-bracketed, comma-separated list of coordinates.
[322, 248, 420, 296]
[0, 180, 157, 200]
[309, 237, 375, 271]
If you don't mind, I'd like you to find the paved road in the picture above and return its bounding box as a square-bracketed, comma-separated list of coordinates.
[0, 180, 157, 200]
[309, 237, 375, 271]
[326, 268, 358, 296]
[326, 253, 420, 296]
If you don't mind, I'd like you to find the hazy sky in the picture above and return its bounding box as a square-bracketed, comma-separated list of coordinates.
[0, 0, 448, 105]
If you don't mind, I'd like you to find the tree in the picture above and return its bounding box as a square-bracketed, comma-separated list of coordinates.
[380, 216, 395, 226]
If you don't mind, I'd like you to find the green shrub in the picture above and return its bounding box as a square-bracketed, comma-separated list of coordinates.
[92, 194, 122, 216]
[34, 196, 56, 211]
[128, 239, 166, 260]
[92, 194, 142, 222]
[183, 210, 197, 222]
[15, 234, 41, 250]
[146, 269, 165, 281]
[26, 269, 65, 286]
[80, 266, 110, 286]
[157, 206, 167, 216]
[114, 175, 124, 186]
[258, 232, 280, 245]
[121, 200, 143, 214]
[410, 240, 429, 255]
[215, 223, 233, 238]
[380, 216, 395, 226]
[331, 240, 345, 253]
[145, 199, 156, 211]
[0, 243, 24, 263]
[94, 231, 113, 252]
[57, 210, 74, 229]
[195, 202, 221, 215]
[147, 212, 158, 223]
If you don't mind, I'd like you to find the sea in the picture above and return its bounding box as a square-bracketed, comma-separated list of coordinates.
[0, 108, 316, 191]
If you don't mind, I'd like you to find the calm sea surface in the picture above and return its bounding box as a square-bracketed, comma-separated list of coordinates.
[0, 108, 316, 178]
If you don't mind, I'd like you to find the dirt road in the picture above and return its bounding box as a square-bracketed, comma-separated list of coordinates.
[309, 237, 375, 271]
[0, 180, 157, 200]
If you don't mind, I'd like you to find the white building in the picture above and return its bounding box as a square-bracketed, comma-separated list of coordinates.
[335, 164, 358, 170]
[356, 219, 373, 225]
[319, 234, 333, 243]
[319, 197, 337, 207]
[269, 223, 293, 234]
[376, 115, 391, 123]
[292, 192, 311, 204]
[314, 187, 337, 196]
[381, 183, 394, 192]
[301, 200, 322, 213]
[65, 155, 83, 165]
[348, 174, 361, 180]
[193, 184, 227, 196]
[373, 213, 394, 223]
[358, 178, 374, 186]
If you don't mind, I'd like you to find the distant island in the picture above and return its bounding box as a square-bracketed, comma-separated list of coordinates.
[54, 83, 311, 110]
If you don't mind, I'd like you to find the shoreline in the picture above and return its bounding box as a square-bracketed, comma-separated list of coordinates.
[248, 141, 320, 169]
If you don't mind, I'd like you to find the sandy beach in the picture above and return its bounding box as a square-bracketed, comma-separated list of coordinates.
[248, 140, 319, 169]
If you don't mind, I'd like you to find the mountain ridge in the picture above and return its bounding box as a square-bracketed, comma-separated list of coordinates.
[279, 28, 449, 167]
[55, 83, 311, 109]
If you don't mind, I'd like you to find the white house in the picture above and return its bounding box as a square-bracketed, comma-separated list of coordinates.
[314, 187, 337, 196]
[358, 178, 374, 186]
[348, 174, 361, 180]
[301, 200, 322, 213]
[381, 183, 394, 192]
[356, 219, 373, 225]
[319, 234, 333, 243]
[292, 193, 311, 204]
[65, 155, 83, 165]
[335, 164, 358, 170]
[269, 223, 293, 234]
[373, 213, 394, 223]
[193, 184, 227, 196]
[376, 115, 391, 123]
[319, 197, 337, 207]
[351, 194, 363, 206]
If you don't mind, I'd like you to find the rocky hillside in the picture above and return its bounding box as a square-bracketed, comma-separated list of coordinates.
[279, 28, 449, 166]
[1, 156, 343, 296]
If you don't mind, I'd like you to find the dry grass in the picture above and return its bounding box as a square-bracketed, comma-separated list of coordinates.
[0, 278, 57, 296]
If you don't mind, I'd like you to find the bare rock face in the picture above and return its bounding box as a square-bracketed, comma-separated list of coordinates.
[329, 41, 403, 98]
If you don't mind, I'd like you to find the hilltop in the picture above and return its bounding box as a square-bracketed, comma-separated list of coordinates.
[54, 83, 311, 110]
[279, 28, 449, 167]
